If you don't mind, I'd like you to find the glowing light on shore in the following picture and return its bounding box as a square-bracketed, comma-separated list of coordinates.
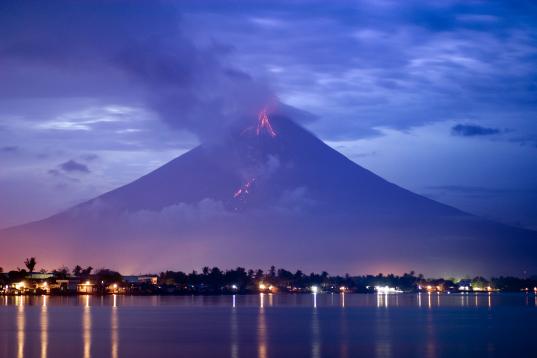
[375, 286, 402, 294]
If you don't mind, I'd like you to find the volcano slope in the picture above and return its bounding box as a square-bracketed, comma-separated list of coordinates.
[1, 114, 536, 276]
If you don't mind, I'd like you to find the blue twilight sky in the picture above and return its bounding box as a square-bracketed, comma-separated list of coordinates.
[0, 0, 536, 229]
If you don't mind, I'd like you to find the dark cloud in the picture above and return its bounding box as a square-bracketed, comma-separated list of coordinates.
[451, 124, 501, 137]
[60, 160, 90, 174]
[1, 0, 536, 231]
[1, 146, 18, 153]
[181, 0, 537, 140]
[0, 0, 276, 142]
[2, 0, 536, 141]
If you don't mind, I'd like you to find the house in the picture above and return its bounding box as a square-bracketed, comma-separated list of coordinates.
[77, 281, 98, 294]
[54, 278, 80, 293]
[123, 275, 158, 285]
[457, 279, 472, 291]
[138, 275, 158, 285]
[105, 283, 126, 294]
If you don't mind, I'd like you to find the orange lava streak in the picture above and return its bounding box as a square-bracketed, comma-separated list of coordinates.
[256, 109, 277, 137]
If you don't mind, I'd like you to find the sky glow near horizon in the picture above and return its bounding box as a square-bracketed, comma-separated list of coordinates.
[1, 0, 536, 230]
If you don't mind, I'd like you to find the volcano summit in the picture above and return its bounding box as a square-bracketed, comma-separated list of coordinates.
[2, 113, 536, 276]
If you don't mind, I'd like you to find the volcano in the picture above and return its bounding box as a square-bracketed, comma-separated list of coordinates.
[1, 114, 536, 276]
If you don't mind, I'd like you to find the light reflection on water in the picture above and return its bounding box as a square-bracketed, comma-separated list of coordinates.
[311, 304, 320, 358]
[41, 296, 48, 358]
[339, 294, 349, 358]
[83, 295, 91, 358]
[230, 296, 238, 358]
[257, 294, 267, 358]
[425, 304, 437, 358]
[111, 295, 119, 358]
[375, 297, 392, 358]
[16, 296, 24, 358]
[1, 293, 536, 357]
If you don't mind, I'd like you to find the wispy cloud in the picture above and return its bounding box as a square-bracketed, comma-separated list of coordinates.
[451, 124, 501, 137]
[59, 160, 90, 174]
[1, 146, 19, 153]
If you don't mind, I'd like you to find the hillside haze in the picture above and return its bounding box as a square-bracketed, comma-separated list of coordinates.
[1, 113, 536, 276]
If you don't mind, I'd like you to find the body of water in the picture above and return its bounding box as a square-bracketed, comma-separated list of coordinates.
[0, 293, 536, 357]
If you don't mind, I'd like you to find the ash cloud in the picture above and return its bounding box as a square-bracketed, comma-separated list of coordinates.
[0, 1, 275, 142]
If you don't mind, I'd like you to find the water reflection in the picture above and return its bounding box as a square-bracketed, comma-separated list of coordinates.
[374, 302, 391, 357]
[425, 308, 437, 358]
[311, 304, 320, 358]
[376, 293, 388, 308]
[111, 295, 119, 358]
[339, 298, 349, 358]
[258, 294, 267, 358]
[16, 296, 24, 358]
[41, 296, 48, 358]
[0, 293, 536, 357]
[230, 297, 238, 358]
[83, 295, 91, 358]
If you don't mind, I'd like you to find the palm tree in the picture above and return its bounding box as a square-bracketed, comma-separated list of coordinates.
[24, 257, 36, 273]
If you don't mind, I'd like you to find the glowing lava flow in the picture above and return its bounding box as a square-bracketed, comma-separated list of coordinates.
[233, 177, 256, 200]
[256, 109, 277, 137]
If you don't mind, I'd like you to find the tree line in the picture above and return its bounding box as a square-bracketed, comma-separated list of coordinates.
[1, 258, 536, 293]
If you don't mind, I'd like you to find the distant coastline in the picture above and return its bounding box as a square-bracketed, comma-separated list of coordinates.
[1, 257, 536, 296]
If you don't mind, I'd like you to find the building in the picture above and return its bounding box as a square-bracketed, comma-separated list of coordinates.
[77, 281, 98, 294]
